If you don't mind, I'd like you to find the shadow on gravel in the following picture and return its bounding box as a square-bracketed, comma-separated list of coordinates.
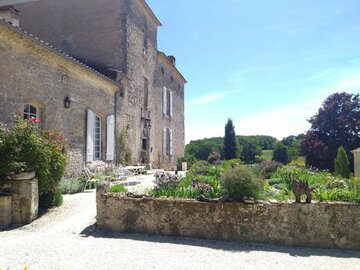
[80, 224, 360, 259]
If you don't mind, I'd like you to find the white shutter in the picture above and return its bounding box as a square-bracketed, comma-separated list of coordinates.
[163, 128, 167, 155]
[163, 87, 167, 115]
[169, 91, 173, 117]
[169, 129, 173, 155]
[106, 115, 115, 161]
[86, 109, 95, 162]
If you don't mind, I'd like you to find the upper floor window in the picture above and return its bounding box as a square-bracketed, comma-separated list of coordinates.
[163, 87, 172, 117]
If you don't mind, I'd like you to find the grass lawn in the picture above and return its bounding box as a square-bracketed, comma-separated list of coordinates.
[262, 150, 273, 160]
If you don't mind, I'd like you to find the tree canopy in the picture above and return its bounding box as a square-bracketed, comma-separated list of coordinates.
[301, 92, 360, 171]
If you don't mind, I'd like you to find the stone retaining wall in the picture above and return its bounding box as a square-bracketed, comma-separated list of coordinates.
[96, 187, 360, 249]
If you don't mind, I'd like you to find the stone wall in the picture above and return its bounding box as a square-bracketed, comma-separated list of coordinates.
[0, 172, 38, 225]
[0, 20, 118, 175]
[96, 188, 360, 249]
[15, 0, 186, 168]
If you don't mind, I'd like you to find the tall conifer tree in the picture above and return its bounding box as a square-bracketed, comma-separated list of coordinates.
[223, 119, 237, 160]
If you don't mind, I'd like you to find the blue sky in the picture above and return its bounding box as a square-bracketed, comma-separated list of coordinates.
[147, 0, 360, 143]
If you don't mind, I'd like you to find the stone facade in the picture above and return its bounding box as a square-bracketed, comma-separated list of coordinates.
[0, 19, 118, 175]
[14, 0, 186, 169]
[0, 172, 38, 225]
[96, 188, 360, 249]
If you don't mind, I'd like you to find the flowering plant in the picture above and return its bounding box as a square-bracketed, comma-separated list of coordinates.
[0, 115, 67, 207]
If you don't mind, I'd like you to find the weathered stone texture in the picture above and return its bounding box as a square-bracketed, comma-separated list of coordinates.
[0, 22, 118, 175]
[15, 0, 186, 168]
[97, 189, 360, 249]
[0, 172, 38, 224]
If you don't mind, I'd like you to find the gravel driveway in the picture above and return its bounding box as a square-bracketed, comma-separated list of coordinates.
[1, 190, 359, 270]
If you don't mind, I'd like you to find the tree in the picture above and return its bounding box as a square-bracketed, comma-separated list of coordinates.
[240, 142, 259, 164]
[185, 139, 219, 161]
[301, 92, 360, 171]
[272, 143, 289, 164]
[335, 146, 351, 178]
[223, 119, 237, 160]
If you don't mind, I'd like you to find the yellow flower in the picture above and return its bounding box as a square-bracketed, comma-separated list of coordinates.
[24, 267, 29, 270]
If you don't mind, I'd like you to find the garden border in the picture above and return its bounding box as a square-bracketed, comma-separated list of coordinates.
[96, 183, 360, 250]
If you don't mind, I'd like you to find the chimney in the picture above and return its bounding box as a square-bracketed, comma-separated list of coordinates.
[0, 6, 19, 27]
[167, 55, 176, 66]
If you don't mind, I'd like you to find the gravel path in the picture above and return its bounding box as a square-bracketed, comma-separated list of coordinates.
[1, 190, 360, 270]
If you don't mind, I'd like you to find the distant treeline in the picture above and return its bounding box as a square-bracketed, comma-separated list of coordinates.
[184, 134, 303, 164]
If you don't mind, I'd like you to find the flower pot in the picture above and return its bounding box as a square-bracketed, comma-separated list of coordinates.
[0, 194, 12, 229]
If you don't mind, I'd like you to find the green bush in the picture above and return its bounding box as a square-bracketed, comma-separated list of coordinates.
[52, 189, 63, 206]
[60, 176, 86, 194]
[334, 146, 351, 179]
[220, 165, 263, 201]
[0, 116, 67, 208]
[109, 184, 127, 193]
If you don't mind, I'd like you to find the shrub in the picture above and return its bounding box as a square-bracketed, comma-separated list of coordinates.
[272, 143, 289, 164]
[334, 146, 351, 178]
[52, 189, 63, 206]
[109, 184, 127, 193]
[60, 176, 86, 194]
[256, 160, 283, 179]
[0, 116, 67, 208]
[220, 165, 263, 201]
[207, 151, 221, 164]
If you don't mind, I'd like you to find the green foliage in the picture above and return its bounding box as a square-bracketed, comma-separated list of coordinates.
[185, 139, 221, 161]
[207, 151, 221, 164]
[220, 165, 263, 201]
[60, 176, 86, 194]
[256, 160, 283, 179]
[301, 92, 360, 171]
[109, 184, 127, 193]
[223, 119, 237, 160]
[272, 143, 289, 164]
[240, 142, 260, 164]
[52, 189, 63, 207]
[334, 146, 351, 178]
[0, 116, 67, 208]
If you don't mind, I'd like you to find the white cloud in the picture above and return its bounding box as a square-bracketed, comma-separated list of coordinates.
[188, 89, 243, 106]
[337, 77, 360, 89]
[309, 68, 336, 80]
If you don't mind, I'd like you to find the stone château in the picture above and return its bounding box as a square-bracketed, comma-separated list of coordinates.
[0, 0, 186, 174]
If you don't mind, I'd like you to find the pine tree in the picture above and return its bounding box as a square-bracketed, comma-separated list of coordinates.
[335, 146, 351, 178]
[223, 119, 237, 160]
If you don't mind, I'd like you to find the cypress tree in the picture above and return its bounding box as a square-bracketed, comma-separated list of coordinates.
[334, 146, 351, 178]
[223, 119, 237, 160]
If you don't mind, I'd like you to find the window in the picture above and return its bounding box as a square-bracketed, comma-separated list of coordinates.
[87, 110, 115, 162]
[94, 115, 101, 160]
[143, 77, 149, 108]
[163, 87, 172, 117]
[163, 128, 172, 156]
[23, 103, 39, 121]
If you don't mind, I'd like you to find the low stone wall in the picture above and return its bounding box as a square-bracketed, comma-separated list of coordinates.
[96, 186, 360, 249]
[0, 172, 38, 225]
